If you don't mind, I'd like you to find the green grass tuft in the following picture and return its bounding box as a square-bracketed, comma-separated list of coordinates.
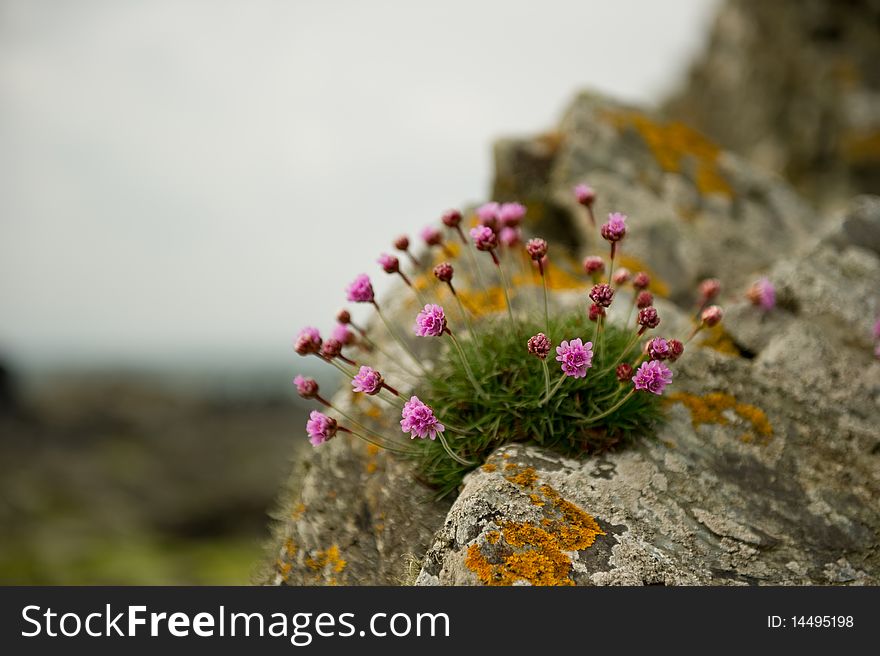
[407, 312, 664, 497]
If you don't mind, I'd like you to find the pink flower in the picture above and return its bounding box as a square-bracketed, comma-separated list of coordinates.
[633, 272, 650, 290]
[295, 326, 322, 355]
[415, 303, 447, 337]
[346, 274, 374, 303]
[393, 235, 410, 251]
[499, 226, 522, 247]
[336, 309, 351, 324]
[498, 202, 526, 227]
[574, 183, 596, 206]
[320, 338, 343, 359]
[470, 225, 497, 251]
[527, 333, 551, 360]
[612, 267, 631, 285]
[421, 226, 443, 246]
[668, 339, 685, 362]
[701, 305, 723, 327]
[441, 209, 462, 227]
[433, 262, 454, 283]
[476, 202, 500, 229]
[306, 410, 338, 446]
[332, 323, 354, 345]
[600, 212, 627, 242]
[582, 256, 604, 276]
[555, 338, 594, 378]
[747, 277, 776, 310]
[293, 375, 319, 399]
[526, 238, 548, 261]
[699, 278, 721, 302]
[588, 303, 605, 322]
[646, 337, 670, 360]
[351, 366, 384, 395]
[636, 291, 654, 309]
[589, 283, 614, 308]
[377, 253, 399, 273]
[616, 363, 633, 382]
[632, 360, 673, 395]
[400, 396, 445, 440]
[637, 306, 660, 329]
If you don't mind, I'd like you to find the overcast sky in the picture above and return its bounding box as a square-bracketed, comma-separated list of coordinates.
[0, 0, 720, 371]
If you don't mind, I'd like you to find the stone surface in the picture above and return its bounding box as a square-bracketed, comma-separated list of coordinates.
[417, 203, 880, 585]
[665, 0, 880, 208]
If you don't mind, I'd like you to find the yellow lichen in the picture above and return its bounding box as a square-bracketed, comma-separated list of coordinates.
[290, 502, 306, 521]
[305, 544, 347, 575]
[365, 442, 380, 475]
[284, 538, 298, 558]
[466, 463, 605, 586]
[616, 254, 670, 298]
[458, 286, 508, 316]
[605, 111, 733, 197]
[698, 323, 742, 356]
[667, 391, 773, 443]
[481, 462, 497, 473]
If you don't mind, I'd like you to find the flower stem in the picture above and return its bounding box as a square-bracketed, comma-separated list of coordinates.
[334, 410, 415, 455]
[456, 226, 490, 292]
[438, 430, 474, 466]
[583, 388, 635, 424]
[358, 332, 420, 379]
[541, 269, 550, 336]
[347, 428, 415, 456]
[540, 358, 551, 399]
[450, 285, 476, 337]
[607, 242, 617, 285]
[539, 371, 568, 406]
[446, 330, 488, 398]
[597, 331, 642, 376]
[493, 253, 517, 333]
[374, 303, 429, 375]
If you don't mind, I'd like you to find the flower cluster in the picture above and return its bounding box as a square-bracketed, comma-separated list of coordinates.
[290, 183, 726, 488]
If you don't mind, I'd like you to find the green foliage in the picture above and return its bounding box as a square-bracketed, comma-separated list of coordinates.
[408, 312, 664, 497]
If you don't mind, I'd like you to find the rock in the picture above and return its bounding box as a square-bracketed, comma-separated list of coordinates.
[264, 91, 880, 586]
[417, 213, 880, 583]
[665, 0, 880, 209]
[493, 92, 821, 303]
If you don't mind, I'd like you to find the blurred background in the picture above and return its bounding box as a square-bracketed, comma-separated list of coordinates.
[3, 0, 876, 583]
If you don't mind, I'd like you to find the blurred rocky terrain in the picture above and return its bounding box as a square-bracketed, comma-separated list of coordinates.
[0, 366, 314, 584]
[665, 0, 880, 209]
[263, 91, 880, 586]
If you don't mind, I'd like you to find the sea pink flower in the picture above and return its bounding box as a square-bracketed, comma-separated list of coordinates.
[555, 338, 594, 378]
[346, 274, 374, 303]
[293, 375, 319, 399]
[637, 306, 660, 331]
[600, 212, 627, 242]
[668, 339, 685, 362]
[747, 277, 776, 310]
[415, 304, 447, 337]
[393, 235, 410, 251]
[498, 202, 526, 227]
[421, 226, 443, 246]
[527, 333, 551, 360]
[320, 338, 343, 359]
[588, 303, 605, 322]
[378, 253, 400, 273]
[636, 291, 654, 309]
[332, 323, 354, 345]
[612, 268, 631, 285]
[583, 256, 604, 276]
[633, 272, 650, 290]
[433, 262, 454, 283]
[295, 326, 322, 355]
[306, 410, 338, 446]
[646, 337, 670, 360]
[351, 366, 384, 395]
[400, 396, 445, 440]
[632, 360, 673, 395]
[589, 283, 614, 308]
[441, 209, 462, 227]
[470, 225, 497, 251]
[476, 202, 500, 229]
[526, 238, 548, 261]
[499, 226, 522, 247]
[616, 363, 633, 383]
[699, 278, 721, 302]
[336, 309, 351, 324]
[574, 183, 596, 207]
[701, 305, 723, 327]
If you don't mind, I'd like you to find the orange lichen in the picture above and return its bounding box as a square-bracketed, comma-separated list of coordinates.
[616, 254, 670, 298]
[667, 391, 773, 443]
[276, 560, 292, 581]
[698, 323, 742, 356]
[467, 463, 605, 586]
[481, 463, 498, 473]
[290, 503, 306, 521]
[284, 538, 298, 558]
[365, 442, 380, 474]
[305, 544, 347, 575]
[605, 111, 733, 197]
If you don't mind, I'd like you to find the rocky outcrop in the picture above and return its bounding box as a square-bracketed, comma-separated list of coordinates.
[665, 0, 880, 208]
[263, 93, 880, 586]
[417, 200, 880, 584]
